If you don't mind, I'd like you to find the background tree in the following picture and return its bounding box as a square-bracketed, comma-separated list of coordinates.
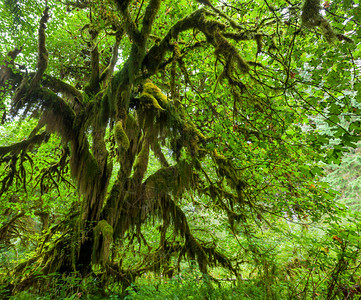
[0, 0, 360, 296]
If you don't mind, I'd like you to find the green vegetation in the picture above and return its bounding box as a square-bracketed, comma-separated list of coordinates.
[1, 0, 361, 298]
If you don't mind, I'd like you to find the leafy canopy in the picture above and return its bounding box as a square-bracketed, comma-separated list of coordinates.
[0, 0, 360, 296]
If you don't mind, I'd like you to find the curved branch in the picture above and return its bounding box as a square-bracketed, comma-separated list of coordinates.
[28, 6, 50, 93]
[100, 34, 122, 83]
[42, 74, 83, 105]
[0, 132, 49, 157]
[142, 8, 249, 75]
[140, 0, 161, 43]
[0, 48, 22, 87]
[120, 9, 142, 45]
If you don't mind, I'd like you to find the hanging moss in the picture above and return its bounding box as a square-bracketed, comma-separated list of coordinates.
[132, 138, 150, 185]
[125, 113, 139, 139]
[214, 32, 249, 73]
[114, 121, 130, 149]
[145, 167, 176, 198]
[185, 234, 208, 274]
[319, 19, 337, 43]
[301, 0, 336, 42]
[92, 220, 113, 266]
[302, 0, 322, 27]
[151, 140, 169, 167]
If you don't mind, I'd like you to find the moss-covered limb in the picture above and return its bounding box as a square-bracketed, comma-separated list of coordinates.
[92, 220, 113, 266]
[199, 241, 237, 274]
[42, 75, 82, 100]
[144, 161, 193, 200]
[119, 8, 142, 46]
[101, 178, 124, 228]
[113, 0, 132, 13]
[140, 0, 162, 44]
[152, 40, 207, 80]
[302, 0, 322, 27]
[156, 195, 235, 276]
[213, 32, 249, 73]
[28, 7, 49, 93]
[132, 138, 150, 184]
[211, 150, 246, 195]
[100, 34, 122, 83]
[119, 114, 143, 175]
[0, 48, 22, 87]
[200, 183, 245, 230]
[142, 7, 249, 76]
[92, 126, 111, 175]
[42, 74, 83, 109]
[142, 9, 207, 74]
[104, 64, 131, 120]
[102, 114, 142, 229]
[0, 211, 25, 244]
[0, 132, 48, 157]
[151, 140, 169, 168]
[34, 88, 76, 140]
[103, 263, 150, 295]
[85, 43, 101, 94]
[114, 121, 130, 149]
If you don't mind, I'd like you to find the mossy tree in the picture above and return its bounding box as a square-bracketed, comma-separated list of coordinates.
[0, 0, 360, 295]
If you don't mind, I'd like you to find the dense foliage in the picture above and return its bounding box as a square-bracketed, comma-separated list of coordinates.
[1, 0, 361, 298]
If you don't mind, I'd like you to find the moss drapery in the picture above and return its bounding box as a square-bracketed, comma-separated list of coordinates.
[0, 0, 349, 295]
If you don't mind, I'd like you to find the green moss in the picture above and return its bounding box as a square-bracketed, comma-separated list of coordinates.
[301, 0, 336, 42]
[143, 79, 168, 106]
[302, 0, 322, 27]
[140, 92, 165, 110]
[320, 19, 336, 43]
[214, 32, 249, 73]
[92, 220, 113, 266]
[133, 140, 150, 181]
[100, 93, 110, 124]
[114, 121, 130, 149]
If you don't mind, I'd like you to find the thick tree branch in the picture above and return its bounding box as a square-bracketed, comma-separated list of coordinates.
[28, 7, 50, 93]
[140, 0, 162, 44]
[121, 9, 142, 45]
[100, 34, 122, 83]
[0, 48, 22, 87]
[0, 132, 49, 158]
[84, 43, 100, 94]
[113, 0, 132, 12]
[141, 9, 207, 74]
[42, 75, 82, 102]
